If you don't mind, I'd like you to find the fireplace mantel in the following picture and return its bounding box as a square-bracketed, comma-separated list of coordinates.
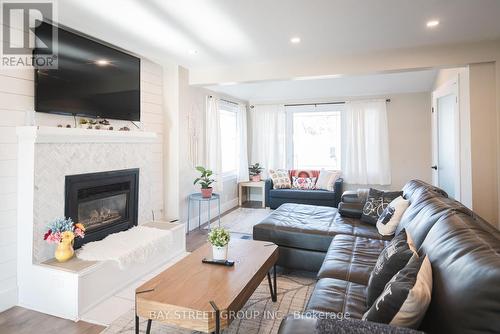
[17, 126, 157, 144]
[15, 124, 180, 321]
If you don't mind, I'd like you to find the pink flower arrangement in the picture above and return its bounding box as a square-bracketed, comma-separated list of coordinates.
[43, 217, 85, 244]
[45, 231, 62, 244]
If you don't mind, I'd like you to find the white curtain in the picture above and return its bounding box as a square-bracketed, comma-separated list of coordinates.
[344, 100, 391, 185]
[236, 104, 250, 182]
[205, 96, 223, 192]
[250, 104, 287, 176]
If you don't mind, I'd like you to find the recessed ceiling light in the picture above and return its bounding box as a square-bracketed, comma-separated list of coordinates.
[95, 59, 110, 66]
[426, 20, 440, 28]
[188, 49, 199, 55]
[290, 36, 301, 44]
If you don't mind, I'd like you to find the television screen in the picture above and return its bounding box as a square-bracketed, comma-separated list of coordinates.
[34, 22, 141, 121]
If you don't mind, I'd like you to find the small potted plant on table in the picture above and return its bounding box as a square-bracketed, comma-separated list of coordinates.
[194, 166, 216, 198]
[208, 227, 230, 261]
[43, 217, 85, 262]
[249, 163, 264, 182]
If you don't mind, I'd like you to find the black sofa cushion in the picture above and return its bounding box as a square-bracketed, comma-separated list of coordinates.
[278, 314, 424, 334]
[305, 278, 368, 319]
[401, 179, 448, 202]
[395, 192, 472, 248]
[253, 203, 389, 254]
[317, 234, 389, 285]
[269, 188, 336, 200]
[418, 212, 500, 334]
[338, 202, 365, 218]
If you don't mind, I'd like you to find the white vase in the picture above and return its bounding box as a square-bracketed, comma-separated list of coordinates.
[212, 245, 228, 261]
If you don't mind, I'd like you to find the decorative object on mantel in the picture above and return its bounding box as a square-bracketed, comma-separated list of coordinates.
[193, 165, 216, 198]
[43, 217, 85, 262]
[79, 118, 89, 127]
[119, 126, 130, 131]
[249, 162, 264, 182]
[207, 227, 230, 261]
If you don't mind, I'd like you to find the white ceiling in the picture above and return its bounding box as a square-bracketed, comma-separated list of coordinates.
[58, 0, 500, 70]
[206, 69, 438, 102]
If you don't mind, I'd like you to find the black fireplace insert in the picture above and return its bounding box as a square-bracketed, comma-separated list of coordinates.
[65, 169, 139, 249]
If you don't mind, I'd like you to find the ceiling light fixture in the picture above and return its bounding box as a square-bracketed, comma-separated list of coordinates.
[290, 36, 301, 44]
[95, 59, 110, 66]
[426, 20, 440, 28]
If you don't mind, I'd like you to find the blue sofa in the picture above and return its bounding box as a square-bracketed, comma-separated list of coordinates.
[265, 178, 343, 209]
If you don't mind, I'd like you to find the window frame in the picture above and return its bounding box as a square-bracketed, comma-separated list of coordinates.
[285, 104, 345, 170]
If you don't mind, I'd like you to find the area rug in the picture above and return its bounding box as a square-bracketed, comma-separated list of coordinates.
[220, 208, 272, 235]
[102, 271, 315, 334]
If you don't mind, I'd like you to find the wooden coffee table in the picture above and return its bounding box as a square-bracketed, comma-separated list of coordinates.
[135, 239, 279, 334]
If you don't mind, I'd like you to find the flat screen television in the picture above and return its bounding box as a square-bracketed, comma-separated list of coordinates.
[34, 22, 141, 121]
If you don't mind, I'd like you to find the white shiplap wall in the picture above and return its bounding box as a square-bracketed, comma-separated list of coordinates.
[0, 58, 165, 312]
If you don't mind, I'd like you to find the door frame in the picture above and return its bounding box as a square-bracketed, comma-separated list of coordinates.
[431, 76, 461, 200]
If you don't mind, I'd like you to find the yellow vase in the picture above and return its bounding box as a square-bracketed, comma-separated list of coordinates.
[55, 239, 74, 262]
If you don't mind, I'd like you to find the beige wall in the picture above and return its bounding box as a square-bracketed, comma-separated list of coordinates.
[469, 62, 498, 224]
[386, 93, 432, 190]
[176, 67, 244, 230]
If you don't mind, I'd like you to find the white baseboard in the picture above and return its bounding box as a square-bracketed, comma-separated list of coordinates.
[0, 286, 18, 312]
[185, 197, 238, 231]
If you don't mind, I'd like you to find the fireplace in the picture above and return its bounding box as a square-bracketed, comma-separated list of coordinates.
[65, 169, 139, 249]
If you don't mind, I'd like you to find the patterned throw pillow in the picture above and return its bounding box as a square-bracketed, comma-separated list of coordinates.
[366, 229, 417, 307]
[269, 169, 291, 189]
[361, 189, 403, 225]
[363, 254, 432, 329]
[376, 196, 410, 236]
[291, 177, 317, 190]
[289, 169, 320, 179]
[316, 170, 342, 191]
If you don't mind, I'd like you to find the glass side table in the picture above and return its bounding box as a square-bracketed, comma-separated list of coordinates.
[187, 193, 221, 233]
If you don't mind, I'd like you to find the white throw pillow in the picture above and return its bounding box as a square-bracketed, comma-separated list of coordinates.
[316, 170, 341, 191]
[376, 196, 410, 236]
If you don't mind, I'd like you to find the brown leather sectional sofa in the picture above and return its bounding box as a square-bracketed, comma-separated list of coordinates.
[253, 180, 500, 333]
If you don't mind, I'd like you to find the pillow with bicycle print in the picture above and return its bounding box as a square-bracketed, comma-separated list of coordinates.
[361, 188, 403, 225]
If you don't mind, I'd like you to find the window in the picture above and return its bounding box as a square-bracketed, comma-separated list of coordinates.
[219, 106, 238, 174]
[287, 105, 342, 170]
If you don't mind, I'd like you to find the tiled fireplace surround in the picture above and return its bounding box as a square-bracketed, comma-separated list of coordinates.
[15, 126, 185, 320]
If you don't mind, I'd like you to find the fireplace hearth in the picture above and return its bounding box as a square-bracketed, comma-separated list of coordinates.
[65, 169, 139, 249]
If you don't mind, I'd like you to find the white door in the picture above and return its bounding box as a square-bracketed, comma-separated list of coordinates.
[432, 78, 460, 200]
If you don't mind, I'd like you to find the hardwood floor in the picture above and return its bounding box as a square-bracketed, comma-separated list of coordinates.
[186, 202, 261, 252]
[0, 307, 105, 334]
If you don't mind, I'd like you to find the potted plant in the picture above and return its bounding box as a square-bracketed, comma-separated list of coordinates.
[208, 227, 230, 260]
[43, 217, 85, 262]
[194, 166, 216, 198]
[249, 163, 264, 182]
